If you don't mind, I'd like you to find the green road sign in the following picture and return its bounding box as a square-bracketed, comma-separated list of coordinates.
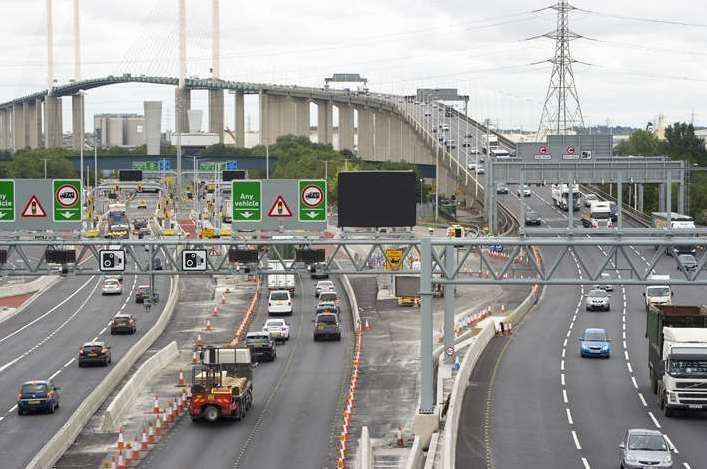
[0, 180, 15, 222]
[232, 180, 262, 222]
[53, 179, 82, 222]
[298, 179, 327, 222]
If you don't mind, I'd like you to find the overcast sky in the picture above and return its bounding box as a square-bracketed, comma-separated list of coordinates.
[1, 0, 705, 132]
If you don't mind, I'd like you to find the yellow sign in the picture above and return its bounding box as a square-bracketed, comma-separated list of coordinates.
[385, 248, 404, 271]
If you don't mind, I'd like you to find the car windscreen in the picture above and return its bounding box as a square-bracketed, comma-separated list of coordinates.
[647, 287, 670, 296]
[588, 291, 606, 298]
[584, 331, 607, 341]
[668, 359, 707, 378]
[678, 255, 696, 264]
[266, 321, 285, 327]
[247, 337, 269, 344]
[22, 383, 48, 394]
[83, 345, 103, 352]
[317, 315, 338, 325]
[319, 293, 337, 302]
[628, 434, 668, 451]
[270, 292, 289, 301]
[114, 316, 131, 323]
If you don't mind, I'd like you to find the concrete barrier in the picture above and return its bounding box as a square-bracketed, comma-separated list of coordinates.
[356, 426, 373, 469]
[423, 433, 440, 469]
[26, 276, 180, 469]
[334, 260, 361, 330]
[0, 275, 59, 299]
[441, 321, 496, 469]
[405, 435, 425, 469]
[100, 341, 179, 432]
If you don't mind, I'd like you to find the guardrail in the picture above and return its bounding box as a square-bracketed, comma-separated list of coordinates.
[26, 276, 180, 469]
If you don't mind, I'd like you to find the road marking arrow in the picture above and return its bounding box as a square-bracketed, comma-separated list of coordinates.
[241, 211, 253, 219]
[61, 211, 75, 219]
[306, 211, 319, 219]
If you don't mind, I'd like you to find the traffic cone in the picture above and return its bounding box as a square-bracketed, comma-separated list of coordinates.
[177, 369, 186, 387]
[155, 414, 163, 436]
[116, 426, 125, 449]
[212, 306, 219, 317]
[140, 430, 149, 451]
[194, 334, 204, 348]
[147, 421, 156, 444]
[116, 451, 127, 469]
[454, 355, 461, 370]
[364, 318, 369, 330]
[506, 322, 513, 335]
[220, 294, 226, 304]
[110, 455, 117, 469]
[152, 395, 160, 414]
[205, 319, 213, 332]
[192, 350, 199, 364]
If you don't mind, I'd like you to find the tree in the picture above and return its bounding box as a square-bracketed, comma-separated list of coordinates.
[614, 129, 664, 156]
[664, 122, 707, 166]
[1, 148, 76, 179]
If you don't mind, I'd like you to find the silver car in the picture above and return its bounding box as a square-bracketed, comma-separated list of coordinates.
[619, 428, 673, 468]
[585, 289, 610, 311]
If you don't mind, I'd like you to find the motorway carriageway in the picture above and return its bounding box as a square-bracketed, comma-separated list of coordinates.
[140, 274, 353, 469]
[456, 185, 705, 469]
[0, 195, 170, 469]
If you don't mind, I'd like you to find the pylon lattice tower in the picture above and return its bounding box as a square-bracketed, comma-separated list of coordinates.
[536, 0, 585, 140]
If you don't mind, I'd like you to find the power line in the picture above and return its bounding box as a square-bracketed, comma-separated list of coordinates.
[576, 8, 707, 29]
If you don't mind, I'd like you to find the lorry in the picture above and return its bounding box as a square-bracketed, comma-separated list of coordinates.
[189, 346, 253, 423]
[581, 200, 614, 228]
[643, 274, 672, 312]
[646, 304, 707, 416]
[551, 184, 581, 211]
[481, 134, 499, 154]
[394, 275, 421, 307]
[267, 260, 296, 294]
[651, 212, 697, 256]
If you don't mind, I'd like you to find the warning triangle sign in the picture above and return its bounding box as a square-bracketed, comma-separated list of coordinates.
[267, 195, 292, 217]
[21, 195, 47, 218]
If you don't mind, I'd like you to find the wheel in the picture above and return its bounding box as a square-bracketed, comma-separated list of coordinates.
[110, 331, 115, 336]
[202, 405, 219, 423]
[336, 334, 341, 341]
[664, 404, 675, 418]
[650, 369, 658, 394]
[78, 361, 83, 367]
[17, 408, 23, 416]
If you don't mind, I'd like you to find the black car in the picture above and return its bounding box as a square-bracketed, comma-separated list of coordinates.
[17, 380, 60, 415]
[313, 313, 342, 341]
[310, 262, 329, 280]
[133, 218, 148, 230]
[152, 257, 163, 270]
[524, 210, 542, 226]
[78, 341, 111, 366]
[135, 285, 151, 303]
[496, 185, 509, 195]
[246, 332, 277, 362]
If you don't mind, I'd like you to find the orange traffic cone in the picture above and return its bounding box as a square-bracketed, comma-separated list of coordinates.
[116, 451, 127, 469]
[205, 319, 213, 332]
[177, 369, 186, 387]
[147, 422, 156, 444]
[116, 426, 125, 449]
[194, 334, 204, 348]
[155, 415, 163, 436]
[140, 430, 149, 451]
[212, 306, 219, 317]
[192, 350, 199, 364]
[128, 437, 141, 462]
[152, 395, 161, 414]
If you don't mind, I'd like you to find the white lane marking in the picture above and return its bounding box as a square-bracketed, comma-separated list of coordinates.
[48, 369, 61, 380]
[631, 377, 638, 389]
[571, 430, 582, 450]
[684, 463, 692, 469]
[562, 348, 566, 358]
[664, 434, 678, 453]
[624, 350, 629, 361]
[563, 389, 568, 403]
[622, 331, 626, 340]
[0, 280, 100, 375]
[0, 416, 4, 422]
[627, 362, 633, 373]
[623, 340, 627, 349]
[8, 405, 17, 413]
[648, 411, 661, 428]
[563, 338, 568, 348]
[581, 457, 591, 469]
[64, 358, 75, 368]
[0, 276, 95, 346]
[638, 393, 648, 407]
[566, 408, 573, 425]
[566, 330, 571, 338]
[99, 327, 106, 335]
[561, 373, 565, 386]
[561, 360, 565, 371]
[92, 336, 98, 342]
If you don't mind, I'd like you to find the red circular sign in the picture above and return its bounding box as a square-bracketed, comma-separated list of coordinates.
[56, 184, 79, 208]
[566, 145, 576, 154]
[539, 145, 548, 154]
[301, 185, 324, 208]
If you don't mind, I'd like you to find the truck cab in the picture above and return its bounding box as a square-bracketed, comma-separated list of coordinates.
[659, 329, 707, 416]
[644, 275, 672, 311]
[581, 201, 613, 228]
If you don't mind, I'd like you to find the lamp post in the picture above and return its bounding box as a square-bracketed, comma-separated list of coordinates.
[79, 91, 85, 190]
[42, 159, 48, 179]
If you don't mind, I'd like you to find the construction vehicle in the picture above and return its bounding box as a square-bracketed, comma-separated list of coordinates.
[395, 275, 421, 307]
[189, 346, 254, 423]
[646, 304, 707, 416]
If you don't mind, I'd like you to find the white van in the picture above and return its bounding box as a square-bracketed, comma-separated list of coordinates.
[268, 290, 293, 316]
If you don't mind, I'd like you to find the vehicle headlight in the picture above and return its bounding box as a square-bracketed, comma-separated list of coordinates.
[662, 455, 672, 464]
[602, 344, 609, 350]
[625, 455, 637, 463]
[668, 392, 677, 403]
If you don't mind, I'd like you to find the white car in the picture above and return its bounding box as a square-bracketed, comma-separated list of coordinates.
[263, 318, 290, 343]
[584, 193, 599, 207]
[102, 279, 123, 295]
[475, 167, 485, 175]
[315, 280, 335, 297]
[268, 290, 293, 316]
[518, 184, 531, 197]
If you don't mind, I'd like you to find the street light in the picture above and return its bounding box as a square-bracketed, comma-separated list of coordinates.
[42, 159, 48, 179]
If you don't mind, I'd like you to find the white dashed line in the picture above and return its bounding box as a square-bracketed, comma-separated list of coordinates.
[563, 389, 568, 403]
[566, 408, 573, 424]
[64, 358, 75, 368]
[638, 393, 648, 407]
[631, 376, 638, 389]
[0, 416, 4, 422]
[624, 350, 629, 361]
[627, 362, 633, 373]
[561, 373, 565, 386]
[48, 369, 61, 380]
[623, 340, 627, 349]
[561, 360, 565, 371]
[8, 405, 17, 413]
[648, 411, 661, 428]
[563, 338, 568, 348]
[562, 349, 566, 358]
[664, 434, 678, 453]
[684, 463, 692, 469]
[581, 457, 591, 469]
[99, 327, 106, 335]
[571, 430, 582, 450]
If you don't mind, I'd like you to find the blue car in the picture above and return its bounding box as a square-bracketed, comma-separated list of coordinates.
[579, 328, 611, 358]
[17, 380, 60, 415]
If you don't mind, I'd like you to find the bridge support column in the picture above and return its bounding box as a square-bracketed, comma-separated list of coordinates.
[338, 105, 354, 152]
[0, 109, 10, 150]
[658, 183, 666, 212]
[637, 184, 644, 213]
[12, 103, 26, 151]
[71, 94, 84, 150]
[208, 89, 224, 144]
[374, 112, 390, 161]
[174, 87, 191, 134]
[316, 100, 333, 145]
[269, 94, 283, 143]
[234, 91, 245, 147]
[295, 98, 310, 138]
[678, 181, 685, 214]
[27, 100, 41, 149]
[389, 114, 402, 159]
[283, 96, 298, 136]
[357, 108, 374, 160]
[144, 101, 162, 155]
[259, 91, 270, 145]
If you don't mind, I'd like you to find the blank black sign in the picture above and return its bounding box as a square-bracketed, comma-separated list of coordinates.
[119, 170, 143, 182]
[337, 171, 416, 227]
[222, 170, 246, 182]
